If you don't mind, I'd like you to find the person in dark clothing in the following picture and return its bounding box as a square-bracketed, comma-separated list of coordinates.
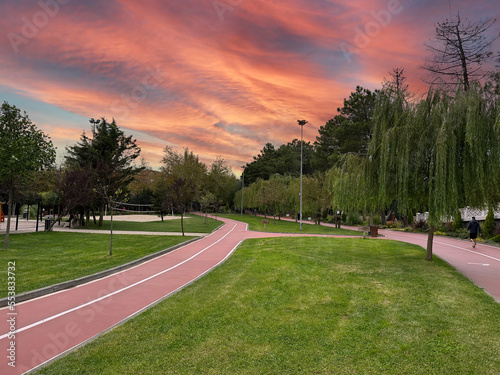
[467, 216, 482, 248]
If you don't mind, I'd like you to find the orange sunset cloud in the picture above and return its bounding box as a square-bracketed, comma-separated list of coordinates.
[0, 0, 498, 172]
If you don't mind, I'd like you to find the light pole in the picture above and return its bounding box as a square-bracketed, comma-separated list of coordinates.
[297, 120, 307, 230]
[240, 167, 244, 215]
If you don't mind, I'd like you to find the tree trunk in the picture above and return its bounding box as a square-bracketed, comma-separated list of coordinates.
[99, 204, 104, 227]
[85, 208, 90, 227]
[3, 190, 13, 250]
[426, 225, 435, 261]
[49, 208, 69, 231]
[180, 211, 185, 236]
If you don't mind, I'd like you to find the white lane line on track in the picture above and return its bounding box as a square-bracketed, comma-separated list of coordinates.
[467, 263, 490, 266]
[433, 240, 500, 263]
[0, 223, 237, 340]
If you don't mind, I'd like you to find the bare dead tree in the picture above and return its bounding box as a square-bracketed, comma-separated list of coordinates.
[422, 13, 499, 92]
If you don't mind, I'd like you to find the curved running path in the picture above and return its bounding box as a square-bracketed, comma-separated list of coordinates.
[0, 216, 353, 374]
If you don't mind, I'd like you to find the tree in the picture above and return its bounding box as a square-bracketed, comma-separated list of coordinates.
[452, 209, 463, 232]
[369, 85, 500, 260]
[160, 147, 207, 236]
[422, 14, 499, 92]
[483, 209, 496, 238]
[0, 102, 55, 249]
[243, 140, 314, 185]
[206, 156, 239, 212]
[301, 175, 331, 224]
[313, 86, 377, 172]
[382, 67, 413, 101]
[65, 118, 143, 227]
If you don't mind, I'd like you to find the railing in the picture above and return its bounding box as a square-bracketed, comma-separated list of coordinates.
[416, 206, 500, 222]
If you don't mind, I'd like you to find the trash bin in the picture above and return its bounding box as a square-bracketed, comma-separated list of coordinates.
[44, 216, 53, 231]
[370, 225, 378, 237]
[23, 209, 28, 219]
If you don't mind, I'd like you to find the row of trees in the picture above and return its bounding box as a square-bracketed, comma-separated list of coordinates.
[0, 109, 240, 251]
[235, 174, 331, 224]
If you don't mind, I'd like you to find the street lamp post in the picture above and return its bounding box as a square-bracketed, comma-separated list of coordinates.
[297, 120, 307, 230]
[240, 168, 244, 215]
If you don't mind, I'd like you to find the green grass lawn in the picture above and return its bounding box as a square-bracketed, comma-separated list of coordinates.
[36, 237, 500, 374]
[219, 213, 361, 235]
[0, 232, 194, 296]
[70, 214, 222, 233]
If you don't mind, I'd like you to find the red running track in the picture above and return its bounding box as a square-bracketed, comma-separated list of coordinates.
[0, 217, 352, 374]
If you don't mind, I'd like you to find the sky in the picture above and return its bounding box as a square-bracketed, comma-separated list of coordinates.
[1, 0, 499, 174]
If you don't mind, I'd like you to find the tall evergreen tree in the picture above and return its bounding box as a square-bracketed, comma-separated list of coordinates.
[65, 118, 143, 228]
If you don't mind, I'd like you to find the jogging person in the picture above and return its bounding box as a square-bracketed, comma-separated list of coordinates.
[467, 216, 482, 248]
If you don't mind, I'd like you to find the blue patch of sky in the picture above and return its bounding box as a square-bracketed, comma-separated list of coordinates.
[0, 85, 87, 128]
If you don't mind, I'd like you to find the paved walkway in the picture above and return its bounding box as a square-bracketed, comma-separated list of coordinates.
[0, 219, 206, 237]
[1, 215, 499, 374]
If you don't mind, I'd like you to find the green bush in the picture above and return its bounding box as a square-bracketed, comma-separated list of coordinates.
[483, 209, 495, 238]
[448, 228, 470, 239]
[452, 209, 463, 232]
[491, 234, 500, 244]
[346, 212, 362, 226]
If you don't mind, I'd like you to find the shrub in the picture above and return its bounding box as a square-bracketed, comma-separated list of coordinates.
[439, 222, 453, 233]
[434, 231, 447, 236]
[491, 234, 500, 244]
[452, 209, 463, 232]
[448, 228, 470, 239]
[346, 212, 362, 226]
[483, 209, 495, 238]
[407, 209, 415, 226]
[413, 219, 429, 231]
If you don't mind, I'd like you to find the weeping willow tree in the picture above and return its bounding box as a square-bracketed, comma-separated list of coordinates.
[370, 85, 500, 260]
[328, 154, 371, 215]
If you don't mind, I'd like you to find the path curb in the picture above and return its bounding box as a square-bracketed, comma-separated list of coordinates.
[0, 237, 203, 308]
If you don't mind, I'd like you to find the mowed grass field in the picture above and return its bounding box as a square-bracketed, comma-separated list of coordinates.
[0, 232, 195, 295]
[219, 213, 361, 235]
[71, 214, 221, 233]
[37, 237, 500, 375]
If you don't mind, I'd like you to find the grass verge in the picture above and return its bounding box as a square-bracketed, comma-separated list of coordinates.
[36, 237, 500, 374]
[0, 232, 194, 296]
[69, 214, 221, 233]
[219, 213, 361, 235]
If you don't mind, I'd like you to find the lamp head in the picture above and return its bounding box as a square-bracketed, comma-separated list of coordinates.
[297, 120, 308, 126]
